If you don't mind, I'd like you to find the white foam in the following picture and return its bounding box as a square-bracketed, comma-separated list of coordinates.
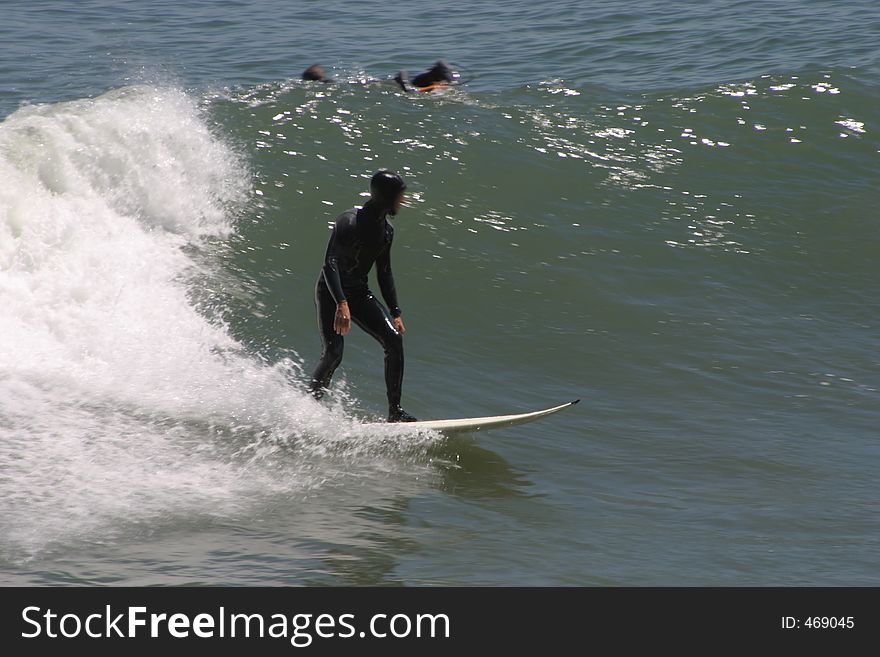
[0, 87, 437, 560]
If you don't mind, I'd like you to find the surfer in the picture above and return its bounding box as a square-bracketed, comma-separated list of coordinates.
[394, 60, 456, 92]
[300, 61, 457, 92]
[308, 170, 418, 423]
[302, 64, 333, 83]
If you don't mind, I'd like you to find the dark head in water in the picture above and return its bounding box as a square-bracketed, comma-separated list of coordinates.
[302, 64, 333, 83]
[369, 170, 407, 215]
[394, 60, 456, 92]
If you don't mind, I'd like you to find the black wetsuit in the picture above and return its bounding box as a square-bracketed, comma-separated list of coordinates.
[309, 201, 404, 407]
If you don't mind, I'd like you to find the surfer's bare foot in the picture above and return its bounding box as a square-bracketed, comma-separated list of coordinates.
[388, 406, 418, 423]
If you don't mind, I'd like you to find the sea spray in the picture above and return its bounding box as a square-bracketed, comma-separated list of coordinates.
[0, 87, 439, 560]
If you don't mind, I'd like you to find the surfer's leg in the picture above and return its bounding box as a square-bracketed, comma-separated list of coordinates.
[309, 281, 344, 399]
[349, 293, 409, 415]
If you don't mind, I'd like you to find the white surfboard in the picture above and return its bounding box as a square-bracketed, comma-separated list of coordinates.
[371, 400, 579, 435]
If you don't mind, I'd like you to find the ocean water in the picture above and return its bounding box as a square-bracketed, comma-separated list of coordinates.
[1, 0, 878, 585]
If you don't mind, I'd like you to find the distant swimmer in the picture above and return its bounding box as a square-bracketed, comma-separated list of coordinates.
[394, 60, 456, 92]
[302, 64, 333, 83]
[308, 170, 418, 423]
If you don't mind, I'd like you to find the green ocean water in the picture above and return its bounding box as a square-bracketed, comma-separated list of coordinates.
[1, 0, 878, 585]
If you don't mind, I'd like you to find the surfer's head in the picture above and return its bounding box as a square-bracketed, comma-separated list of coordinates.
[370, 170, 407, 215]
[302, 64, 333, 83]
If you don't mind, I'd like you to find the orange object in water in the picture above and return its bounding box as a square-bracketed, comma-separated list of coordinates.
[416, 82, 450, 92]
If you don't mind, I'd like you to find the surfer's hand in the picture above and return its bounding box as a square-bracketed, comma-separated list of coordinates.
[392, 316, 406, 334]
[335, 301, 351, 335]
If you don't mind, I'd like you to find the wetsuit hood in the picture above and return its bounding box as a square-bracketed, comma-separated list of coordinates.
[369, 170, 406, 215]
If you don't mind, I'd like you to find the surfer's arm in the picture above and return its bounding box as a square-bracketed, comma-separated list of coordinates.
[322, 228, 353, 335]
[321, 224, 347, 305]
[376, 242, 401, 318]
[393, 72, 411, 93]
